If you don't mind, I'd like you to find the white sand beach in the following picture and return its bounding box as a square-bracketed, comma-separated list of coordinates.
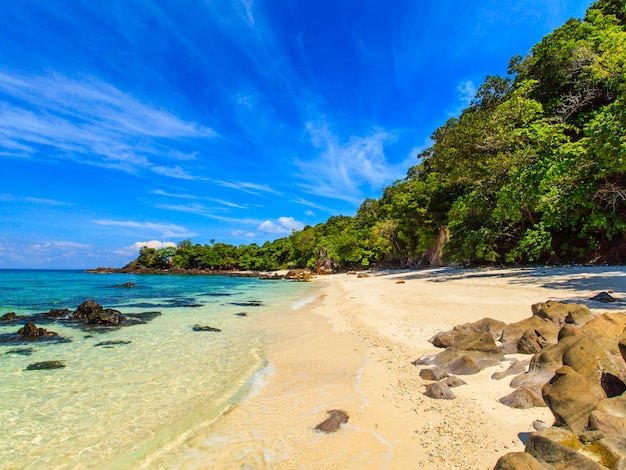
[151, 266, 626, 470]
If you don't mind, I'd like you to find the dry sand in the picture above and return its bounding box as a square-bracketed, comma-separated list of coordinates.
[155, 266, 626, 470]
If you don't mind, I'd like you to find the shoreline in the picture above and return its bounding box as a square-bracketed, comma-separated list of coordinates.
[147, 266, 626, 469]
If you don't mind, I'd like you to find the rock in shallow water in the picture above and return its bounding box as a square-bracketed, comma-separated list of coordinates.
[314, 409, 349, 433]
[193, 325, 222, 332]
[25, 360, 66, 370]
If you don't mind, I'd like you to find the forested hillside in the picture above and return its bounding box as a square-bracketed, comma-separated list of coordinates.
[132, 0, 626, 272]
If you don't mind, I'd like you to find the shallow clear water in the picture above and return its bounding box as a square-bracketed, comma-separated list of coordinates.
[0, 270, 316, 470]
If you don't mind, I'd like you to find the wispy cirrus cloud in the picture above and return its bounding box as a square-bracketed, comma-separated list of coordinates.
[0, 193, 73, 206]
[0, 71, 216, 174]
[150, 189, 200, 200]
[212, 179, 282, 197]
[150, 189, 248, 209]
[93, 219, 197, 239]
[151, 165, 199, 180]
[153, 203, 260, 224]
[296, 120, 406, 204]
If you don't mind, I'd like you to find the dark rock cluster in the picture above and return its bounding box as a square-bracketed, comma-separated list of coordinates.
[418, 300, 626, 468]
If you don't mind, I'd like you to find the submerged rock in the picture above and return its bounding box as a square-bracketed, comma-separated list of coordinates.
[25, 360, 66, 371]
[5, 348, 35, 356]
[113, 282, 136, 288]
[1, 312, 24, 322]
[94, 340, 132, 347]
[193, 325, 222, 332]
[314, 409, 349, 433]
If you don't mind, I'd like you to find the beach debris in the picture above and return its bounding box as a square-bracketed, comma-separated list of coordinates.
[1, 312, 24, 322]
[423, 382, 456, 400]
[193, 325, 222, 332]
[590, 291, 618, 303]
[94, 340, 132, 347]
[25, 360, 66, 371]
[314, 409, 349, 433]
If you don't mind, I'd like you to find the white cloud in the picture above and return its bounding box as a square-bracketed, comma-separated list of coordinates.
[113, 240, 176, 257]
[0, 193, 72, 206]
[212, 179, 281, 197]
[0, 71, 216, 173]
[304, 209, 315, 216]
[230, 230, 257, 237]
[151, 165, 198, 180]
[93, 219, 197, 239]
[33, 241, 92, 250]
[258, 216, 304, 235]
[457, 79, 477, 107]
[296, 121, 405, 204]
[150, 189, 199, 199]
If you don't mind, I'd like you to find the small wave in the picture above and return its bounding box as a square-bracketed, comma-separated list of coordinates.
[291, 295, 318, 310]
[246, 361, 275, 399]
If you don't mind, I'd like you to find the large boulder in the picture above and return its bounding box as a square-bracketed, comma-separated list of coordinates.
[561, 337, 626, 395]
[500, 301, 590, 354]
[525, 432, 606, 469]
[542, 366, 605, 435]
[429, 317, 507, 348]
[493, 452, 551, 470]
[588, 395, 626, 435]
[421, 331, 505, 378]
[499, 387, 546, 409]
[500, 315, 560, 354]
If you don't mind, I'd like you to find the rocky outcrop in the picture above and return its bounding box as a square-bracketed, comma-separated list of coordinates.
[73, 300, 125, 326]
[429, 317, 507, 348]
[418, 331, 505, 378]
[18, 322, 59, 339]
[1, 312, 24, 322]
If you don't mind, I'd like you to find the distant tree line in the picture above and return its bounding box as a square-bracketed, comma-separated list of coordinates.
[133, 1, 626, 272]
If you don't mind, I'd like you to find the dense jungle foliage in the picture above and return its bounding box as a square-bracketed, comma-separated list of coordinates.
[134, 1, 626, 272]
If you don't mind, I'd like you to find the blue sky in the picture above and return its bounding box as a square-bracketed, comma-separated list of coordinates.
[0, 0, 593, 269]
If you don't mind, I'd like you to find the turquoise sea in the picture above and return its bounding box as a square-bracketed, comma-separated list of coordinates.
[0, 270, 317, 469]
